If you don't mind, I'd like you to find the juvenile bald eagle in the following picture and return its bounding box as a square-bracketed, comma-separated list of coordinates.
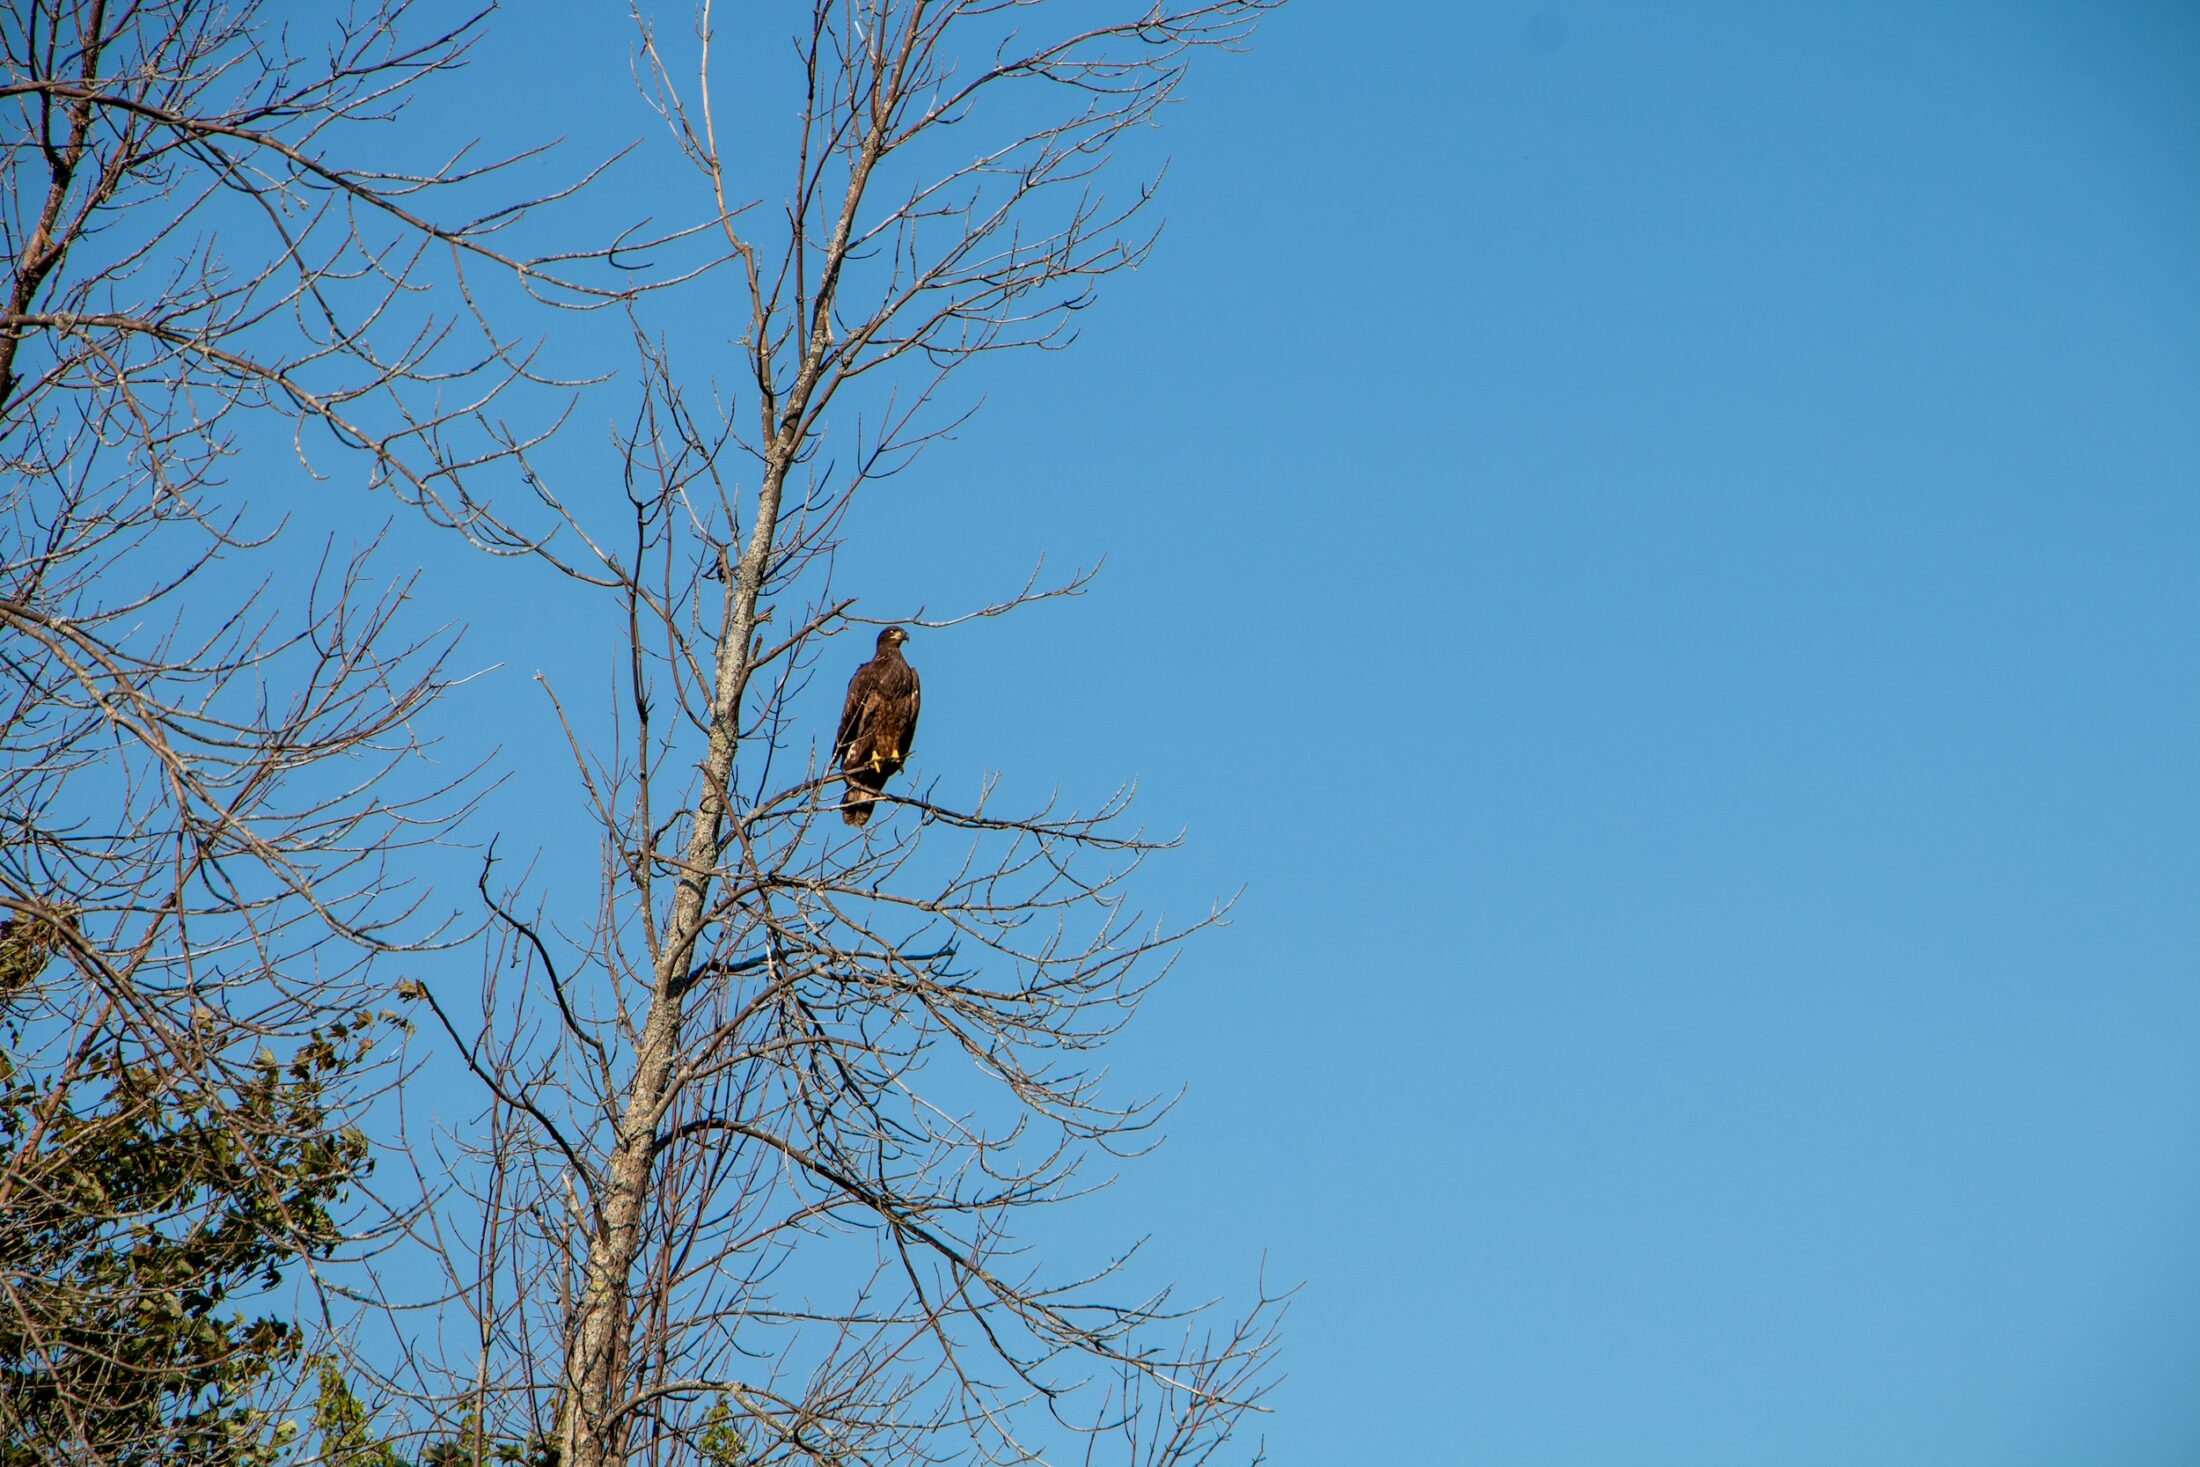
[833, 626, 920, 826]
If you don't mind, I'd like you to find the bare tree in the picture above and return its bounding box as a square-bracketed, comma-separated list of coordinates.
[2, 2, 1288, 1464]
[0, 3, 632, 1459]
[383, 5, 1289, 1467]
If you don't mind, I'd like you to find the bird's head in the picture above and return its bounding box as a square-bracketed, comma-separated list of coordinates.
[878, 626, 909, 652]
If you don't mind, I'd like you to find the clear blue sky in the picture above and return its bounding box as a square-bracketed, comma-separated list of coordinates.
[427, 3, 2200, 1461]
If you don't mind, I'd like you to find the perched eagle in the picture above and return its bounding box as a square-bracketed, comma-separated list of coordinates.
[833, 626, 920, 826]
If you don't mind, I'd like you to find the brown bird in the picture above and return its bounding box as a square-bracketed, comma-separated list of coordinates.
[832, 626, 921, 826]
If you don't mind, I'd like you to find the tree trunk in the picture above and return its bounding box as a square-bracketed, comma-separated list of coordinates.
[555, 449, 786, 1467]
